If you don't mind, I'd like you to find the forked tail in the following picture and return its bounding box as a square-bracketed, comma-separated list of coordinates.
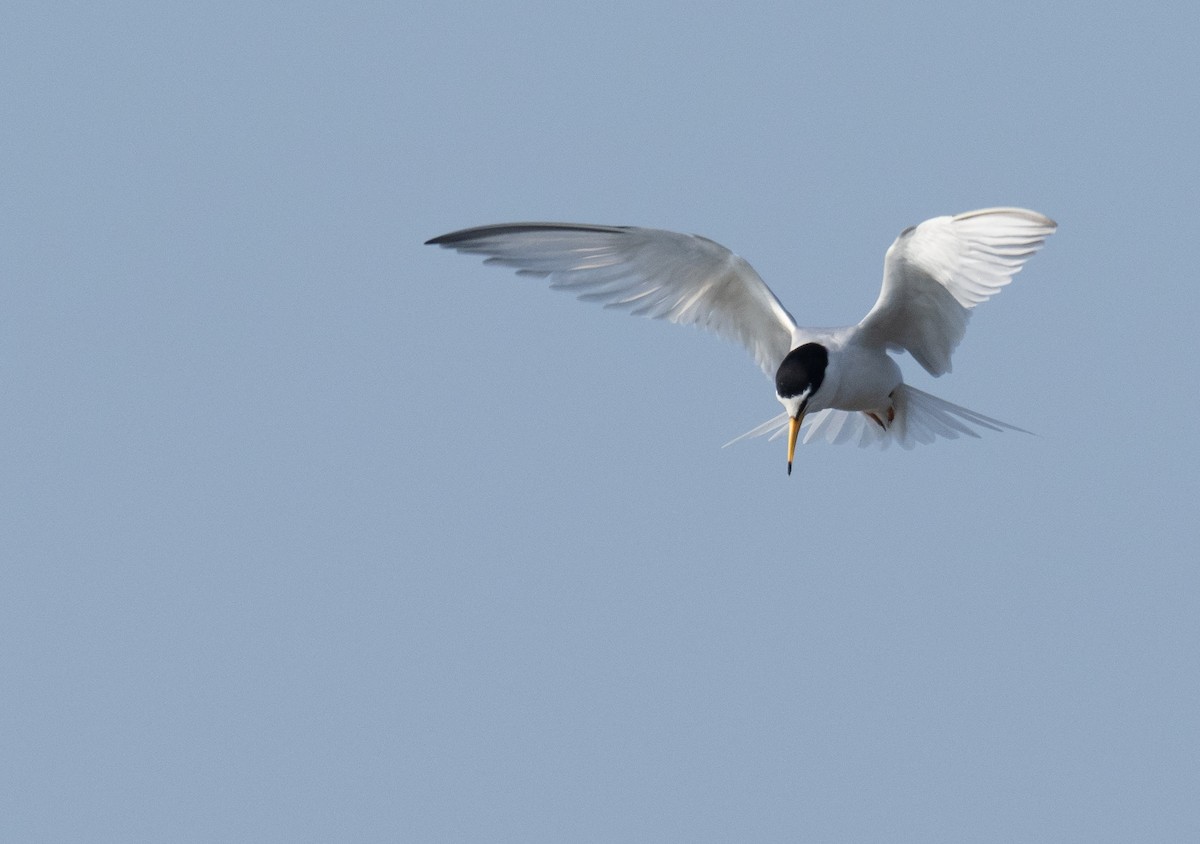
[724, 384, 1030, 450]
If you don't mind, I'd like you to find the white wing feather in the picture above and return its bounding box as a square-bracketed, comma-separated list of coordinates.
[857, 208, 1057, 376]
[427, 223, 798, 376]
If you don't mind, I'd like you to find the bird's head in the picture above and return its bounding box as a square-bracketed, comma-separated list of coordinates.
[775, 343, 828, 476]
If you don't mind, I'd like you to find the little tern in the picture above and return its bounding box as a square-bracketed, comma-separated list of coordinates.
[427, 207, 1056, 474]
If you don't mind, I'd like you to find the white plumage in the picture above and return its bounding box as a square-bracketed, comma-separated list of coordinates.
[427, 208, 1056, 469]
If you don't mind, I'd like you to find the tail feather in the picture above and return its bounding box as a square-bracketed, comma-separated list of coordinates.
[723, 384, 1029, 451]
[723, 411, 789, 447]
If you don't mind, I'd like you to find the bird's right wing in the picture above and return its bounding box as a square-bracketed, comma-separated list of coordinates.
[427, 223, 798, 376]
[856, 208, 1057, 376]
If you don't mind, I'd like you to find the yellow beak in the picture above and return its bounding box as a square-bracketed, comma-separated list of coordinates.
[786, 412, 804, 476]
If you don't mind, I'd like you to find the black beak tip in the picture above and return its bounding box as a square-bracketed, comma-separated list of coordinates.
[787, 462, 792, 476]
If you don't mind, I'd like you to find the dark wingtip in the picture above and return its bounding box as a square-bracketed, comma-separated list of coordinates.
[426, 222, 631, 249]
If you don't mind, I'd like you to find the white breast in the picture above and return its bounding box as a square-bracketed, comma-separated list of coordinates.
[807, 332, 902, 413]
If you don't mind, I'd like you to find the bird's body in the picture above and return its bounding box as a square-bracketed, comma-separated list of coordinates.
[791, 328, 901, 414]
[427, 208, 1056, 473]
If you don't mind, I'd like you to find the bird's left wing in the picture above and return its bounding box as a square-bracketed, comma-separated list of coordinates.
[426, 223, 797, 376]
[856, 208, 1057, 376]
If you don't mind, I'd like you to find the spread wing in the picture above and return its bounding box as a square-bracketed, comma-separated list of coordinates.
[426, 223, 798, 376]
[856, 208, 1057, 376]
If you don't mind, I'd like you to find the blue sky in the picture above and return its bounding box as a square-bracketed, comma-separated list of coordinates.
[3, 2, 1198, 841]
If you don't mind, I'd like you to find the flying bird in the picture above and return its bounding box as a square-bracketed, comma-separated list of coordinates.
[426, 208, 1056, 474]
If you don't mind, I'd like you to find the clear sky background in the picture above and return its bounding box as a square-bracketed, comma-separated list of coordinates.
[4, 2, 1199, 841]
